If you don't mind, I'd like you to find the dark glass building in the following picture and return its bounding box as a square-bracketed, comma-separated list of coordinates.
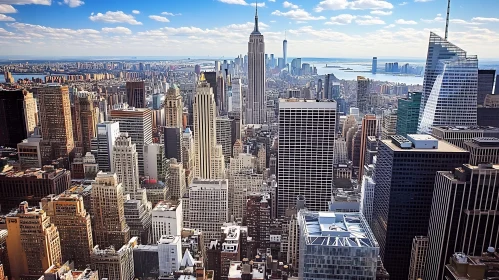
[425, 164, 499, 280]
[126, 81, 146, 108]
[477, 70, 496, 106]
[0, 90, 32, 148]
[396, 92, 422, 137]
[371, 135, 469, 279]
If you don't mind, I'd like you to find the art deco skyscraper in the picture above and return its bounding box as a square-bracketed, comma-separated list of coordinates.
[193, 74, 225, 179]
[246, 6, 266, 124]
[418, 32, 478, 133]
[41, 193, 93, 269]
[277, 99, 336, 216]
[113, 133, 140, 195]
[91, 172, 130, 249]
[38, 85, 74, 162]
[6, 202, 62, 280]
[358, 114, 377, 179]
[165, 84, 183, 128]
[111, 107, 153, 175]
[72, 92, 98, 154]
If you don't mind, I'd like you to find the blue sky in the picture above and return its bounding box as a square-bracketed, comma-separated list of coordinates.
[0, 0, 497, 58]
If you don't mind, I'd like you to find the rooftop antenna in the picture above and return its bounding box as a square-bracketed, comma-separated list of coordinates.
[445, 0, 450, 40]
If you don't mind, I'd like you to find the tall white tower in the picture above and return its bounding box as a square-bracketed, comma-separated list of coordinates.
[246, 5, 266, 124]
[193, 74, 225, 179]
[112, 132, 140, 196]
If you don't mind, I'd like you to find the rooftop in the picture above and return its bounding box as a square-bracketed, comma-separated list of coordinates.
[153, 200, 180, 211]
[227, 261, 265, 279]
[158, 235, 181, 245]
[0, 166, 67, 179]
[384, 137, 467, 153]
[433, 125, 499, 132]
[279, 98, 337, 109]
[299, 211, 378, 248]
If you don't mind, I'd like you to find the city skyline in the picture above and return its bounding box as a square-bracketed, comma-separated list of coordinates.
[0, 0, 498, 58]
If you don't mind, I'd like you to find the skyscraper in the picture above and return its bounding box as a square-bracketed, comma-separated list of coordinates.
[38, 85, 75, 163]
[283, 34, 288, 68]
[0, 90, 37, 148]
[396, 92, 422, 137]
[216, 117, 232, 163]
[246, 6, 266, 124]
[6, 201, 62, 280]
[425, 164, 499, 280]
[111, 107, 153, 175]
[144, 143, 169, 182]
[278, 99, 336, 216]
[184, 179, 228, 242]
[371, 135, 469, 279]
[477, 69, 496, 106]
[126, 81, 146, 108]
[93, 121, 120, 172]
[91, 172, 130, 249]
[193, 74, 225, 179]
[372, 57, 377, 74]
[418, 32, 478, 133]
[165, 83, 183, 128]
[358, 114, 377, 180]
[113, 133, 140, 195]
[41, 193, 93, 269]
[356, 76, 370, 114]
[72, 91, 98, 154]
[90, 237, 136, 280]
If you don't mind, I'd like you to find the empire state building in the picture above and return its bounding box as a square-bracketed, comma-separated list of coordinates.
[246, 6, 266, 124]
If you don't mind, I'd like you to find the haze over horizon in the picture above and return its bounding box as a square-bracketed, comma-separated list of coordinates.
[0, 0, 498, 58]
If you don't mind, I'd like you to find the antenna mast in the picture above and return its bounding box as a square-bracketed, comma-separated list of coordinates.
[445, 0, 450, 40]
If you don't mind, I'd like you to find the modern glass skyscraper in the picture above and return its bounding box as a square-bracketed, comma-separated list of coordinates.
[396, 92, 422, 137]
[371, 135, 469, 279]
[418, 32, 478, 133]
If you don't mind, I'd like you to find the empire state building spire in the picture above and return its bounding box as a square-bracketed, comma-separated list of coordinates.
[252, 2, 260, 35]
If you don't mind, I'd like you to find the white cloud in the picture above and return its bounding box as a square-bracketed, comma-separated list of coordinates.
[356, 15, 385, 25]
[325, 14, 356, 25]
[268, 0, 275, 2]
[149, 15, 169, 23]
[63, 0, 82, 7]
[472, 17, 499, 23]
[218, 0, 265, 6]
[420, 14, 444, 23]
[450, 19, 482, 26]
[132, 10, 139, 14]
[396, 19, 417, 25]
[399, 1, 408, 5]
[102, 26, 132, 35]
[272, 9, 326, 21]
[0, 4, 16, 13]
[414, 0, 433, 2]
[384, 23, 395, 28]
[161, 11, 181, 16]
[89, 11, 142, 25]
[0, 0, 50, 4]
[283, 1, 298, 9]
[315, 0, 393, 12]
[270, 20, 276, 22]
[0, 13, 14, 21]
[371, 10, 391, 16]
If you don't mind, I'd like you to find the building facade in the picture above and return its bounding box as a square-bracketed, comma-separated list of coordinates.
[298, 211, 379, 280]
[113, 133, 140, 195]
[91, 172, 130, 249]
[396, 92, 422, 137]
[277, 99, 336, 216]
[371, 135, 469, 279]
[246, 8, 266, 124]
[0, 90, 37, 148]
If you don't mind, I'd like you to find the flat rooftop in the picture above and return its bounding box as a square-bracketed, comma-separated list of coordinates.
[382, 139, 467, 153]
[279, 98, 337, 109]
[300, 211, 377, 248]
[433, 126, 499, 132]
[153, 200, 180, 211]
[227, 261, 265, 279]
